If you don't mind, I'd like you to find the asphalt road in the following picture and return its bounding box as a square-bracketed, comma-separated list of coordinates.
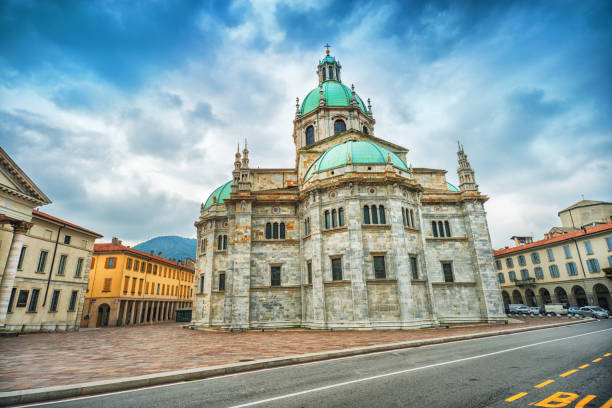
[17, 320, 612, 408]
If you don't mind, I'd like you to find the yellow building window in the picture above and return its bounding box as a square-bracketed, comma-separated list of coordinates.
[106, 257, 116, 269]
[126, 258, 132, 269]
[131, 277, 137, 293]
[138, 279, 143, 294]
[123, 276, 130, 292]
[103, 278, 112, 292]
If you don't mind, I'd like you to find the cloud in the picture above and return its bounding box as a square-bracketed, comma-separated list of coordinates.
[0, 0, 611, 250]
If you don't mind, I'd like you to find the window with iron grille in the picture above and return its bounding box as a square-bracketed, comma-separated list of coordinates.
[373, 256, 386, 279]
[331, 258, 343, 280]
[271, 266, 281, 286]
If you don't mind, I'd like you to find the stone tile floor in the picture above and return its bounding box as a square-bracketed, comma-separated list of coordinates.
[0, 317, 575, 391]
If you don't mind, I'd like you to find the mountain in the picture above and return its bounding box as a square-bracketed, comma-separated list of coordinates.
[133, 236, 196, 262]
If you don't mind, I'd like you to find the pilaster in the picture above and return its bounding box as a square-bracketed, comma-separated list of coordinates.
[347, 193, 370, 327]
[308, 192, 327, 329]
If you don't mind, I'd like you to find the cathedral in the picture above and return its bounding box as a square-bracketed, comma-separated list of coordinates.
[192, 50, 506, 330]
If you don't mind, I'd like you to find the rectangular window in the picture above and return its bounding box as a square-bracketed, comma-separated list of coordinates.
[584, 241, 593, 255]
[7, 288, 16, 313]
[157, 284, 160, 295]
[506, 258, 513, 268]
[123, 276, 130, 292]
[153, 265, 157, 275]
[27, 289, 40, 312]
[219, 273, 225, 291]
[520, 269, 530, 280]
[373, 256, 386, 279]
[531, 252, 540, 264]
[141, 261, 145, 272]
[307, 262, 312, 284]
[565, 262, 578, 276]
[586, 259, 600, 273]
[133, 259, 139, 271]
[75, 258, 83, 277]
[68, 290, 78, 311]
[106, 257, 116, 268]
[147, 263, 152, 273]
[17, 246, 26, 270]
[16, 290, 29, 307]
[549, 265, 560, 278]
[495, 260, 502, 270]
[271, 266, 281, 286]
[410, 256, 419, 279]
[606, 237, 612, 250]
[63, 235, 71, 245]
[534, 267, 544, 280]
[57, 254, 67, 275]
[199, 275, 204, 292]
[508, 271, 516, 281]
[131, 277, 137, 293]
[49, 290, 60, 312]
[36, 250, 48, 273]
[126, 258, 132, 269]
[331, 258, 343, 280]
[518, 255, 526, 266]
[103, 278, 112, 292]
[497, 273, 505, 283]
[138, 279, 143, 294]
[442, 262, 454, 282]
[563, 245, 571, 258]
[547, 248, 554, 262]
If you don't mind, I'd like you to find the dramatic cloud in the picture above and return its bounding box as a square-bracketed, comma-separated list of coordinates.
[0, 0, 610, 247]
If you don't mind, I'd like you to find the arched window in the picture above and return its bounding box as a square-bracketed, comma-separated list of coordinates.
[444, 221, 451, 237]
[363, 126, 368, 135]
[379, 206, 386, 224]
[338, 208, 344, 226]
[336, 67, 339, 81]
[410, 210, 415, 228]
[438, 221, 445, 238]
[402, 208, 407, 226]
[363, 206, 370, 224]
[328, 66, 333, 80]
[273, 222, 279, 239]
[280, 223, 286, 239]
[332, 209, 337, 228]
[324, 210, 330, 229]
[266, 223, 272, 239]
[218, 235, 223, 250]
[305, 125, 314, 146]
[371, 205, 378, 224]
[334, 119, 346, 135]
[432, 221, 438, 238]
[322, 69, 326, 81]
[223, 235, 227, 250]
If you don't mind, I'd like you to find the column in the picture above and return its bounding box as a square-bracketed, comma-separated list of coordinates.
[308, 192, 327, 329]
[162, 302, 167, 321]
[139, 301, 146, 324]
[0, 222, 31, 327]
[347, 195, 369, 327]
[129, 301, 137, 325]
[120, 300, 129, 326]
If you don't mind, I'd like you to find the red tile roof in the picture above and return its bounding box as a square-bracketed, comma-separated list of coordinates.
[94, 242, 194, 271]
[33, 209, 103, 237]
[494, 222, 612, 256]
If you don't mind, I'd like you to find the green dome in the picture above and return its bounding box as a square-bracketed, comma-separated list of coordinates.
[304, 141, 409, 181]
[319, 55, 336, 65]
[203, 181, 232, 210]
[300, 81, 367, 115]
[447, 181, 459, 192]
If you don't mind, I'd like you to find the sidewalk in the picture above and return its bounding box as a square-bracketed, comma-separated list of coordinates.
[0, 317, 586, 393]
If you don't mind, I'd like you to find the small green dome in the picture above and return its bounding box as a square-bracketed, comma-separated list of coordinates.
[319, 55, 336, 65]
[300, 81, 367, 115]
[203, 181, 232, 210]
[447, 181, 460, 192]
[304, 141, 409, 181]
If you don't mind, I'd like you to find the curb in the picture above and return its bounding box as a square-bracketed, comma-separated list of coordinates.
[0, 318, 594, 406]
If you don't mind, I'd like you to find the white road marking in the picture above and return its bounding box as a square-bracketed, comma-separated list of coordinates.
[12, 325, 610, 408]
[228, 327, 612, 408]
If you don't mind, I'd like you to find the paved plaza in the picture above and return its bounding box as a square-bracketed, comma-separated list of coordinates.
[0, 318, 577, 391]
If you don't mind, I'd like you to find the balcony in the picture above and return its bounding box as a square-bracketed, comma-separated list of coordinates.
[514, 278, 535, 286]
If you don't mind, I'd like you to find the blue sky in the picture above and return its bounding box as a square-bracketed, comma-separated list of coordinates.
[1, 0, 611, 248]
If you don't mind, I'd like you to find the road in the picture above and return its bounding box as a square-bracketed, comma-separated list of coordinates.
[16, 319, 612, 408]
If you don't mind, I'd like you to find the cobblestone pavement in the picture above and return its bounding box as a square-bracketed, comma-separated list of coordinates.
[0, 317, 579, 391]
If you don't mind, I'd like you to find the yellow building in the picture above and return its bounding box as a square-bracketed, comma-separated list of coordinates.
[82, 237, 195, 328]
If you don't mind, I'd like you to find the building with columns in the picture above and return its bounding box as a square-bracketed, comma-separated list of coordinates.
[81, 238, 195, 328]
[495, 200, 612, 311]
[1, 147, 103, 332]
[192, 51, 506, 330]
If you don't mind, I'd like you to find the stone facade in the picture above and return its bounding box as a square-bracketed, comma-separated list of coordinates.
[192, 53, 506, 330]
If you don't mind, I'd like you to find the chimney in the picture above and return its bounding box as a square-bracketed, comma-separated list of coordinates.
[150, 250, 154, 255]
[111, 237, 121, 246]
[157, 251, 162, 257]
